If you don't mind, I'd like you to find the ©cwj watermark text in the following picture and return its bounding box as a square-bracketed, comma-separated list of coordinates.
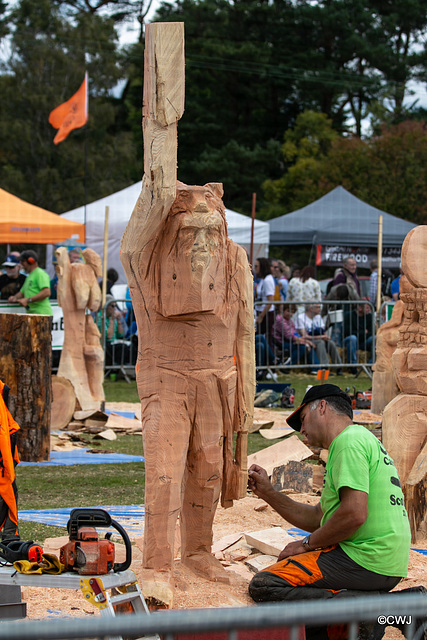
[377, 615, 412, 625]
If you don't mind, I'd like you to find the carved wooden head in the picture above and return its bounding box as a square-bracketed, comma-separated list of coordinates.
[167, 181, 228, 270]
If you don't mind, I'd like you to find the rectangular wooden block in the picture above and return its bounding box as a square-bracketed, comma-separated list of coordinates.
[245, 527, 294, 556]
[244, 554, 279, 573]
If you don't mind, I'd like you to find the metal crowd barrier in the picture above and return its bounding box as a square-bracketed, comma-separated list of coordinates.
[0, 591, 425, 640]
[98, 298, 138, 382]
[94, 297, 380, 382]
[255, 299, 376, 380]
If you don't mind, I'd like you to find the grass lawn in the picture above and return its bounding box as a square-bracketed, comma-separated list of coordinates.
[16, 372, 372, 544]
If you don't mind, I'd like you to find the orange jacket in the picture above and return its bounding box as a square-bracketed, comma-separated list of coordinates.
[0, 381, 20, 525]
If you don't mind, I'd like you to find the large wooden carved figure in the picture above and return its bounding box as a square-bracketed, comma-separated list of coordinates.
[121, 23, 255, 595]
[382, 226, 427, 540]
[56, 247, 104, 411]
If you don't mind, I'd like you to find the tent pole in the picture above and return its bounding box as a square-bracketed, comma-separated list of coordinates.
[376, 215, 383, 322]
[100, 205, 109, 411]
[250, 193, 256, 266]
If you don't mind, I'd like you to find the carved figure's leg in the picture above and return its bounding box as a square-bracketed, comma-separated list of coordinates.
[84, 315, 105, 402]
[180, 370, 232, 582]
[141, 371, 191, 572]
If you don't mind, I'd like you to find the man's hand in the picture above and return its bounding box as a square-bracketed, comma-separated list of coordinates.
[17, 298, 29, 307]
[278, 540, 306, 561]
[248, 464, 273, 500]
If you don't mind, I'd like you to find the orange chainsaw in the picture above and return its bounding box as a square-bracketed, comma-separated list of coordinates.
[60, 508, 132, 575]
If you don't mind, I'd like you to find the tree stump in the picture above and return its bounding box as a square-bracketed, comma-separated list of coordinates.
[0, 313, 51, 461]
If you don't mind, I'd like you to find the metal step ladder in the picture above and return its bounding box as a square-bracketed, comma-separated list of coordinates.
[0, 566, 158, 640]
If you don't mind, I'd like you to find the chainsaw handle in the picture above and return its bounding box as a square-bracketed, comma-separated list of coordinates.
[67, 509, 132, 573]
[111, 519, 132, 572]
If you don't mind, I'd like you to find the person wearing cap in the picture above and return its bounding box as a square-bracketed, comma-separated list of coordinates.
[248, 384, 411, 623]
[8, 250, 52, 315]
[0, 254, 26, 300]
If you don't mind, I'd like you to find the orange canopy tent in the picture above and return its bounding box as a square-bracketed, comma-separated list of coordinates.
[0, 188, 85, 244]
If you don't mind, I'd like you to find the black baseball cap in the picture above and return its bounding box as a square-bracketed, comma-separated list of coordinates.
[286, 384, 352, 431]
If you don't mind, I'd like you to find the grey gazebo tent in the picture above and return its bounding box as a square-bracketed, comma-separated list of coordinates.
[268, 186, 416, 247]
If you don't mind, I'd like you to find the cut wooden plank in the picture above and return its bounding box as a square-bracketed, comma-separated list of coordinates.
[211, 532, 243, 555]
[247, 435, 312, 476]
[245, 555, 279, 573]
[84, 418, 108, 429]
[74, 409, 108, 421]
[244, 527, 295, 556]
[93, 428, 117, 441]
[105, 412, 142, 431]
[253, 408, 293, 424]
[259, 427, 294, 440]
[250, 421, 274, 434]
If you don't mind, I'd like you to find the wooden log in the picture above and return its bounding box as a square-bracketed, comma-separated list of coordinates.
[272, 460, 324, 494]
[51, 375, 76, 430]
[0, 313, 51, 461]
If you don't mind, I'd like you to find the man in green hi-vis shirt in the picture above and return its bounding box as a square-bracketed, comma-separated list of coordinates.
[8, 250, 52, 315]
[248, 384, 415, 640]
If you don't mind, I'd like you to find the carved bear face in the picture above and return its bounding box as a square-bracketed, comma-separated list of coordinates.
[169, 181, 227, 270]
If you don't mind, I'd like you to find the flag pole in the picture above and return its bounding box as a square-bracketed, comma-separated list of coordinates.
[84, 71, 89, 236]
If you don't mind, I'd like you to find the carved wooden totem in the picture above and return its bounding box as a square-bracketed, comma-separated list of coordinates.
[382, 227, 427, 540]
[371, 300, 404, 414]
[56, 247, 104, 411]
[121, 23, 255, 601]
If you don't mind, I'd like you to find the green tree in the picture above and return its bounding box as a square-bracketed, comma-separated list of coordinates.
[262, 111, 339, 216]
[264, 116, 427, 224]
[0, 0, 139, 213]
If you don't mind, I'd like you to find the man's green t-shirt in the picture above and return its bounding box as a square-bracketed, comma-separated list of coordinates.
[320, 424, 410, 577]
[21, 267, 53, 315]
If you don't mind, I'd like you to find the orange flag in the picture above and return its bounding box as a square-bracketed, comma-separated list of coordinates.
[49, 72, 88, 145]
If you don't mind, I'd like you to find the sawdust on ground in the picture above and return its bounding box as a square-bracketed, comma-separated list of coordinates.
[22, 493, 427, 631]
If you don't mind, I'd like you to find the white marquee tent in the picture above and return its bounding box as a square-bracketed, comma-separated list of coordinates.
[51, 182, 269, 282]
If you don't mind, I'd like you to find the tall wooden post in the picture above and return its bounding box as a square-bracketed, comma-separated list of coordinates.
[0, 313, 51, 461]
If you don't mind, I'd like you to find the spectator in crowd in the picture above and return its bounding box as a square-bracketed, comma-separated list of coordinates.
[98, 294, 128, 367]
[342, 297, 374, 367]
[100, 268, 119, 295]
[254, 257, 276, 343]
[289, 264, 301, 281]
[0, 254, 26, 300]
[270, 259, 283, 302]
[255, 334, 277, 380]
[391, 265, 403, 301]
[9, 250, 52, 315]
[275, 260, 289, 300]
[331, 256, 361, 298]
[272, 304, 319, 367]
[369, 259, 378, 306]
[286, 265, 322, 313]
[295, 303, 342, 372]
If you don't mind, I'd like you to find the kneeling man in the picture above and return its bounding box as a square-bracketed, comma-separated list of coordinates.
[248, 384, 411, 638]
